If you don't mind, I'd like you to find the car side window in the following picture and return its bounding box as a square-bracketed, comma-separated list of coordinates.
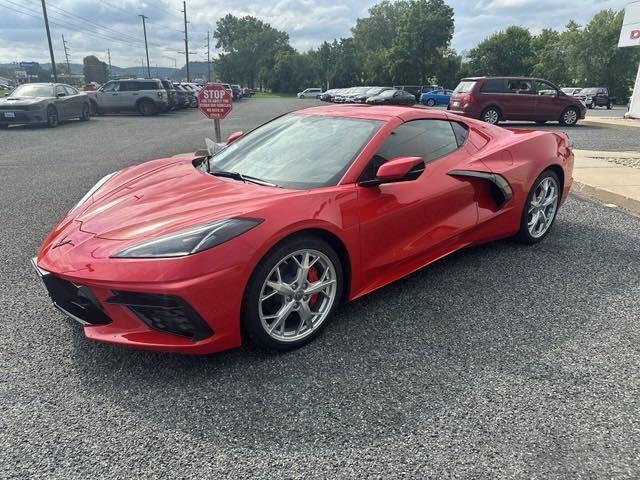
[64, 86, 77, 95]
[507, 79, 534, 94]
[360, 120, 460, 181]
[119, 81, 136, 92]
[480, 79, 507, 93]
[55, 85, 66, 96]
[533, 80, 556, 96]
[102, 82, 119, 92]
[450, 121, 469, 147]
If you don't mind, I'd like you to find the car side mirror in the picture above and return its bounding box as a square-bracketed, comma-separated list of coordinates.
[226, 131, 244, 145]
[57, 93, 66, 97]
[359, 156, 425, 187]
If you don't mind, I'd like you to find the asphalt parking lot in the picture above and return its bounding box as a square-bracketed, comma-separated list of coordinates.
[2, 98, 640, 479]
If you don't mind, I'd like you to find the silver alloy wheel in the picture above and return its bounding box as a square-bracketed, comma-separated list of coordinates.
[483, 108, 499, 124]
[259, 249, 337, 343]
[527, 176, 559, 238]
[563, 108, 578, 125]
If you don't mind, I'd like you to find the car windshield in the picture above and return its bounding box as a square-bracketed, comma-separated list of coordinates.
[9, 84, 54, 98]
[454, 81, 476, 93]
[210, 113, 382, 189]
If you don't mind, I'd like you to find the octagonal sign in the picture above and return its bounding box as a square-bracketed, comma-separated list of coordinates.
[197, 83, 233, 119]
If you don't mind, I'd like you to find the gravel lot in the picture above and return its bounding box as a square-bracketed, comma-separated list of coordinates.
[1, 98, 640, 479]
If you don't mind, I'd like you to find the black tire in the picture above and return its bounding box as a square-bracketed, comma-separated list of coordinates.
[481, 106, 501, 124]
[46, 106, 58, 128]
[515, 169, 561, 244]
[137, 99, 157, 116]
[426, 98, 436, 107]
[535, 120, 547, 125]
[0, 124, 8, 129]
[242, 235, 344, 352]
[80, 103, 91, 121]
[559, 107, 579, 126]
[607, 102, 612, 110]
[588, 102, 594, 109]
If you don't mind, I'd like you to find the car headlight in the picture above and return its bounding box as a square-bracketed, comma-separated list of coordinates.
[70, 172, 116, 213]
[111, 217, 263, 258]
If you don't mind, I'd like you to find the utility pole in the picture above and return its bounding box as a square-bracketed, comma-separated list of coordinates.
[139, 15, 151, 78]
[40, 0, 57, 82]
[62, 34, 71, 78]
[206, 30, 211, 83]
[182, 1, 190, 81]
[107, 49, 112, 79]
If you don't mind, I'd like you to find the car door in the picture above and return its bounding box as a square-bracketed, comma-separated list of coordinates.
[96, 81, 120, 111]
[356, 119, 478, 284]
[54, 85, 71, 118]
[506, 79, 538, 119]
[64, 85, 83, 118]
[116, 81, 138, 110]
[532, 80, 562, 120]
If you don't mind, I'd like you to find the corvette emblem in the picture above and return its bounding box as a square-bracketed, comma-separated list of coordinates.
[52, 236, 72, 249]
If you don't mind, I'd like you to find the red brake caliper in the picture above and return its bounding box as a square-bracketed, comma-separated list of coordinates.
[307, 267, 319, 308]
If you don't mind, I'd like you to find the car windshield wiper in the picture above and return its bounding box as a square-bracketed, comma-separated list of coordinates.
[210, 170, 279, 188]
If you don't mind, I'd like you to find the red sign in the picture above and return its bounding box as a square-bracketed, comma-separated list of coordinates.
[197, 83, 232, 120]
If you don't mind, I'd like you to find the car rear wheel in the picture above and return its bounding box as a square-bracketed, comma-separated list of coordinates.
[46, 106, 58, 128]
[242, 236, 343, 351]
[426, 98, 436, 107]
[559, 107, 579, 126]
[138, 99, 156, 116]
[516, 170, 561, 244]
[607, 102, 612, 110]
[481, 107, 501, 124]
[80, 103, 91, 121]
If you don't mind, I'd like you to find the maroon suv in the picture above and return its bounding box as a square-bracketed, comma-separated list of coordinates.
[448, 77, 586, 126]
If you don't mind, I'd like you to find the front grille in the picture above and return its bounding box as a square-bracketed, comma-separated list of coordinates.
[0, 112, 30, 122]
[41, 274, 112, 325]
[106, 291, 213, 341]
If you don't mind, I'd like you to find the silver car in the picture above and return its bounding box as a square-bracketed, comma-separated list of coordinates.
[87, 78, 168, 116]
[0, 83, 91, 128]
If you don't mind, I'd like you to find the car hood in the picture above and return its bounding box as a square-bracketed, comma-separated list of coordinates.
[74, 158, 295, 241]
[0, 97, 48, 106]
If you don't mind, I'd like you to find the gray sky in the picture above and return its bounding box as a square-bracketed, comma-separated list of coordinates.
[0, 0, 628, 68]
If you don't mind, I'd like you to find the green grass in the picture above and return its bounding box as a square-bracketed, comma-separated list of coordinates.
[251, 91, 297, 98]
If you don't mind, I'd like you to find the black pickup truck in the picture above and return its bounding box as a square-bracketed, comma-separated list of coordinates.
[581, 87, 616, 109]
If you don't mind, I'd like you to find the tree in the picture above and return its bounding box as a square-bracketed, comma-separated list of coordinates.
[531, 29, 572, 86]
[352, 0, 455, 85]
[467, 26, 535, 76]
[83, 56, 108, 83]
[214, 14, 293, 88]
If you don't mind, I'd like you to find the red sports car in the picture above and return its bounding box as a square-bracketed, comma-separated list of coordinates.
[33, 105, 574, 354]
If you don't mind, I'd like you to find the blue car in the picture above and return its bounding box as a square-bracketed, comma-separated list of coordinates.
[420, 89, 453, 106]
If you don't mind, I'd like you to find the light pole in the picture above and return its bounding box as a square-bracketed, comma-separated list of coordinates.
[139, 15, 151, 78]
[40, 0, 57, 82]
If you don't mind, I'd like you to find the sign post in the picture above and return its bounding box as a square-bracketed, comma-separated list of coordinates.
[197, 83, 233, 142]
[619, 1, 640, 119]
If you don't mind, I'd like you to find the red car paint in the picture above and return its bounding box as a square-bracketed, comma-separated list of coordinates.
[35, 105, 574, 354]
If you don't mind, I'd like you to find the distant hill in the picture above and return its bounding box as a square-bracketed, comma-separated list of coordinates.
[0, 61, 214, 82]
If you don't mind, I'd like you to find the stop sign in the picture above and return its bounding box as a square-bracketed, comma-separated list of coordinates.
[197, 83, 233, 120]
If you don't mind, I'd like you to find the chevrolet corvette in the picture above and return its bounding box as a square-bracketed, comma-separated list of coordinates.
[32, 105, 574, 354]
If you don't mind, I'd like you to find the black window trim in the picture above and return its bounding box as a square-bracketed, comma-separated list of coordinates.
[358, 118, 465, 183]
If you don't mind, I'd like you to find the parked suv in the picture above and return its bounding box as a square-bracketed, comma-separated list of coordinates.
[88, 78, 168, 115]
[581, 87, 616, 109]
[448, 77, 586, 126]
[161, 79, 177, 110]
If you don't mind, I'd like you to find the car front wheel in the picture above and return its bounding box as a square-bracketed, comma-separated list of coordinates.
[426, 99, 436, 107]
[242, 236, 343, 351]
[559, 107, 579, 126]
[516, 170, 561, 244]
[138, 99, 156, 116]
[481, 107, 501, 124]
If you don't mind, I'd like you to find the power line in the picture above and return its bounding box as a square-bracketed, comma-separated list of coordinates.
[1, 0, 144, 49]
